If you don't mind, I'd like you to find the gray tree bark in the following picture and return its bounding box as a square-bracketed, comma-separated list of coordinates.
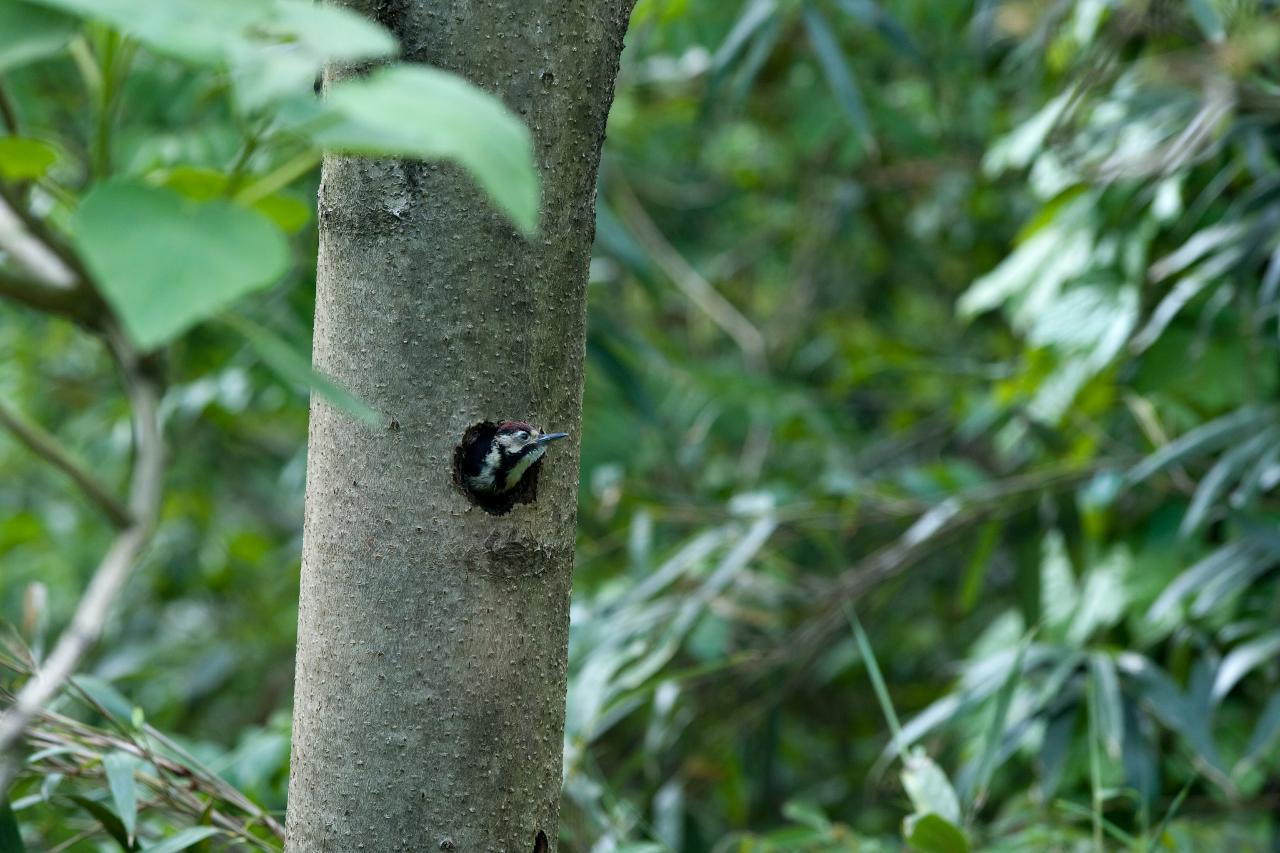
[285, 3, 633, 850]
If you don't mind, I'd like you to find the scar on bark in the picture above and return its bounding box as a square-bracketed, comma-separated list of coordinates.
[452, 420, 542, 516]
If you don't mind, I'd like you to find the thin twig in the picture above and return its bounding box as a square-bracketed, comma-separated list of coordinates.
[0, 193, 77, 290]
[0, 399, 132, 528]
[13, 695, 286, 845]
[783, 463, 1111, 668]
[0, 266, 88, 319]
[611, 176, 774, 479]
[0, 328, 165, 793]
[0, 181, 94, 291]
[611, 177, 767, 373]
[0, 81, 18, 136]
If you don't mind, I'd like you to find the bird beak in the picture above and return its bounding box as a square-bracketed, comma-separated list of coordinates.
[537, 432, 569, 445]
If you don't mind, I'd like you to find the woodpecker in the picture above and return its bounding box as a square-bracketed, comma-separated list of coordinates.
[459, 420, 569, 497]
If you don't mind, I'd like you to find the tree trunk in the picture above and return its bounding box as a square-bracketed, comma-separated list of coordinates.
[285, 3, 633, 850]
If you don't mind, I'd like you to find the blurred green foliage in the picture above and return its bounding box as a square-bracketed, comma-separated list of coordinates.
[4, 0, 1280, 850]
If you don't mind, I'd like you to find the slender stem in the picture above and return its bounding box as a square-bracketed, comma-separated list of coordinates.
[1087, 679, 1104, 852]
[611, 176, 767, 373]
[0, 191, 77, 290]
[0, 181, 91, 291]
[223, 120, 271, 198]
[0, 399, 132, 528]
[0, 80, 18, 135]
[235, 148, 321, 205]
[0, 266, 86, 319]
[92, 30, 119, 181]
[0, 328, 165, 793]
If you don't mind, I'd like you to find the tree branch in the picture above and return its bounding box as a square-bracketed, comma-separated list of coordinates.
[0, 192, 77, 291]
[0, 266, 87, 318]
[0, 398, 133, 529]
[0, 329, 164, 793]
[611, 177, 768, 374]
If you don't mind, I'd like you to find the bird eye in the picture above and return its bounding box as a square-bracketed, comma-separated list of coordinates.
[515, 430, 529, 441]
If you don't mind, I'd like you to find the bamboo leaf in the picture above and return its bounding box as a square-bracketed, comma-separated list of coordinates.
[140, 827, 222, 853]
[1089, 653, 1124, 761]
[802, 5, 875, 152]
[1182, 429, 1279, 536]
[967, 638, 1027, 806]
[712, 0, 777, 72]
[65, 795, 132, 851]
[0, 800, 24, 853]
[1128, 407, 1274, 486]
[103, 753, 140, 847]
[1212, 630, 1280, 701]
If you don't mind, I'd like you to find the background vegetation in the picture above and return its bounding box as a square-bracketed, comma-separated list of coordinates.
[2, 0, 1280, 849]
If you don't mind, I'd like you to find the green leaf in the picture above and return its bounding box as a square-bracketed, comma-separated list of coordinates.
[270, 0, 397, 62]
[781, 800, 831, 832]
[1127, 406, 1275, 486]
[967, 638, 1027, 804]
[959, 521, 1000, 613]
[1213, 630, 1280, 701]
[0, 0, 77, 72]
[229, 1, 397, 110]
[1189, 535, 1280, 618]
[151, 165, 311, 233]
[1089, 653, 1124, 761]
[0, 799, 25, 853]
[71, 675, 134, 720]
[802, 5, 875, 153]
[902, 812, 970, 853]
[1119, 653, 1227, 776]
[224, 315, 380, 426]
[1244, 689, 1280, 762]
[1181, 428, 1279, 536]
[902, 748, 962, 825]
[1039, 531, 1078, 634]
[845, 605, 905, 760]
[309, 64, 539, 234]
[65, 795, 132, 851]
[0, 138, 59, 182]
[833, 0, 927, 68]
[140, 827, 221, 853]
[25, 0, 265, 64]
[103, 753, 139, 847]
[73, 179, 288, 351]
[1188, 0, 1226, 41]
[711, 0, 777, 72]
[25, 0, 394, 72]
[1039, 707, 1078, 799]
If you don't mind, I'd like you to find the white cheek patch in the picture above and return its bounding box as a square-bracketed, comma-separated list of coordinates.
[501, 446, 545, 491]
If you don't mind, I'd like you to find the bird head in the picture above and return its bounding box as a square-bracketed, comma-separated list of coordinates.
[460, 420, 569, 497]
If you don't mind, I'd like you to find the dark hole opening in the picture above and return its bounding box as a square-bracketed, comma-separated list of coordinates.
[452, 420, 543, 516]
[533, 830, 549, 853]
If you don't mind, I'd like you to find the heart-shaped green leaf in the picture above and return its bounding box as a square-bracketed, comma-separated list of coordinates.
[73, 180, 288, 350]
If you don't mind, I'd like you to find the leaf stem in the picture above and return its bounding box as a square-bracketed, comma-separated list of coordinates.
[0, 327, 166, 794]
[235, 149, 321, 206]
[0, 399, 133, 528]
[0, 79, 19, 135]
